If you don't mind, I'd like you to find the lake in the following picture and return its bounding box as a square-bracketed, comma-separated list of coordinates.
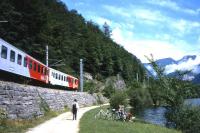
[139, 98, 200, 126]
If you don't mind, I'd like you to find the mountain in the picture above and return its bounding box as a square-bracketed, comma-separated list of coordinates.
[144, 55, 200, 84]
[155, 58, 177, 67]
[0, 0, 145, 82]
[193, 74, 200, 84]
[177, 55, 197, 63]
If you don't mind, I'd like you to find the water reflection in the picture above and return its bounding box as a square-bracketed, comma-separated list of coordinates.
[138, 107, 167, 126]
[139, 98, 200, 126]
[184, 98, 200, 106]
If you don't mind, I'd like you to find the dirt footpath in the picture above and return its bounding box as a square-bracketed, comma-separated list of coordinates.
[26, 105, 99, 133]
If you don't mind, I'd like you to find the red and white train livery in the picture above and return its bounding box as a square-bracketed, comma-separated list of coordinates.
[0, 38, 78, 90]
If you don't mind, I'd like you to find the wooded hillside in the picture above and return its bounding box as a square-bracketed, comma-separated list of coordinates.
[0, 0, 145, 82]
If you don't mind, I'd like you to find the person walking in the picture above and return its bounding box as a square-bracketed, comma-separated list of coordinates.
[72, 99, 79, 120]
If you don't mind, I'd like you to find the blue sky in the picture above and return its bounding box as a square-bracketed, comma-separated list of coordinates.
[62, 0, 200, 63]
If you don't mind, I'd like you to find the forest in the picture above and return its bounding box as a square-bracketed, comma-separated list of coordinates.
[0, 0, 145, 82]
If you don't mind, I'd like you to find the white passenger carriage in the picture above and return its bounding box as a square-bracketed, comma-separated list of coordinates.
[0, 38, 49, 83]
[0, 38, 30, 78]
[49, 68, 79, 89]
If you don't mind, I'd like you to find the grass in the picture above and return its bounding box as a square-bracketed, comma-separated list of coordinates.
[0, 109, 69, 133]
[79, 107, 182, 133]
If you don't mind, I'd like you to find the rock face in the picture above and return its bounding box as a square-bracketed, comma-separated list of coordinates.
[105, 75, 126, 90]
[0, 81, 107, 120]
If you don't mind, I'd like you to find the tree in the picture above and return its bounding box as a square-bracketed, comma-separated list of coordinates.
[103, 22, 112, 38]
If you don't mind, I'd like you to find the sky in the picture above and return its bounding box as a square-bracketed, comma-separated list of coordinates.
[62, 0, 200, 63]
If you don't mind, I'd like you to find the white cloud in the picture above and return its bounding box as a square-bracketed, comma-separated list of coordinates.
[165, 55, 200, 74]
[170, 19, 200, 36]
[86, 15, 112, 26]
[103, 4, 166, 24]
[148, 0, 200, 15]
[111, 27, 124, 45]
[103, 5, 131, 18]
[103, 4, 200, 36]
[75, 2, 85, 6]
[84, 4, 200, 63]
[111, 27, 189, 63]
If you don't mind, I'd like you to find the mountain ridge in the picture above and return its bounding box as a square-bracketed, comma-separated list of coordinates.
[144, 55, 200, 84]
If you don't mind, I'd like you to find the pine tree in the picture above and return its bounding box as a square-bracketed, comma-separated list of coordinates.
[103, 22, 112, 38]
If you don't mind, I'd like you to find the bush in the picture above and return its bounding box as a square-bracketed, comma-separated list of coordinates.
[110, 91, 128, 109]
[168, 105, 200, 133]
[128, 85, 153, 113]
[103, 85, 115, 98]
[84, 81, 97, 94]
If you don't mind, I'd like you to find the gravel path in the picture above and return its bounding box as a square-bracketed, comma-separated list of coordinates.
[26, 105, 99, 133]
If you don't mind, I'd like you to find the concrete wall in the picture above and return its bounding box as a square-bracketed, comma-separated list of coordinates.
[0, 81, 107, 119]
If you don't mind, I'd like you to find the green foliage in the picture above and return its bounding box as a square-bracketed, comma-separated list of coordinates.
[0, 108, 7, 126]
[147, 56, 190, 108]
[167, 105, 200, 133]
[0, 0, 145, 82]
[146, 78, 163, 106]
[96, 93, 104, 104]
[127, 84, 153, 112]
[146, 55, 200, 132]
[102, 85, 115, 98]
[110, 91, 128, 109]
[84, 81, 97, 94]
[103, 22, 111, 38]
[39, 95, 50, 113]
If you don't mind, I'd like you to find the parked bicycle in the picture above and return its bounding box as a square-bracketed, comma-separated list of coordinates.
[95, 108, 135, 121]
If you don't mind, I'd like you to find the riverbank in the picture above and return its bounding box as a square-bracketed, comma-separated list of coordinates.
[79, 107, 181, 133]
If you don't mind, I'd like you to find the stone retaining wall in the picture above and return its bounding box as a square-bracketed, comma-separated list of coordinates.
[0, 81, 107, 119]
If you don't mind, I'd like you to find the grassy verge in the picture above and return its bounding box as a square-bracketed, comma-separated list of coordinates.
[79, 107, 181, 133]
[0, 109, 69, 133]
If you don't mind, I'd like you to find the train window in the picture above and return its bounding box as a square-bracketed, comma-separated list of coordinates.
[44, 68, 47, 75]
[42, 67, 45, 74]
[38, 65, 40, 73]
[24, 57, 27, 67]
[64, 76, 66, 81]
[41, 66, 43, 74]
[29, 60, 32, 69]
[34, 62, 37, 71]
[59, 74, 61, 80]
[61, 75, 63, 81]
[56, 73, 58, 79]
[1, 45, 7, 59]
[17, 54, 22, 65]
[10, 50, 15, 62]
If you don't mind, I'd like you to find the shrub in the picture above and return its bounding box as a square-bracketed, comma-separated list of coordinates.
[0, 108, 7, 126]
[84, 81, 97, 94]
[110, 91, 128, 109]
[103, 85, 115, 98]
[168, 105, 200, 133]
[128, 85, 153, 113]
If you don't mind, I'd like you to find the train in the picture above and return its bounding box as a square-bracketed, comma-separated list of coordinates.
[0, 38, 79, 90]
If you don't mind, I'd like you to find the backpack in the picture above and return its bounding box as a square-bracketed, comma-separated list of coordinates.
[72, 103, 77, 111]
